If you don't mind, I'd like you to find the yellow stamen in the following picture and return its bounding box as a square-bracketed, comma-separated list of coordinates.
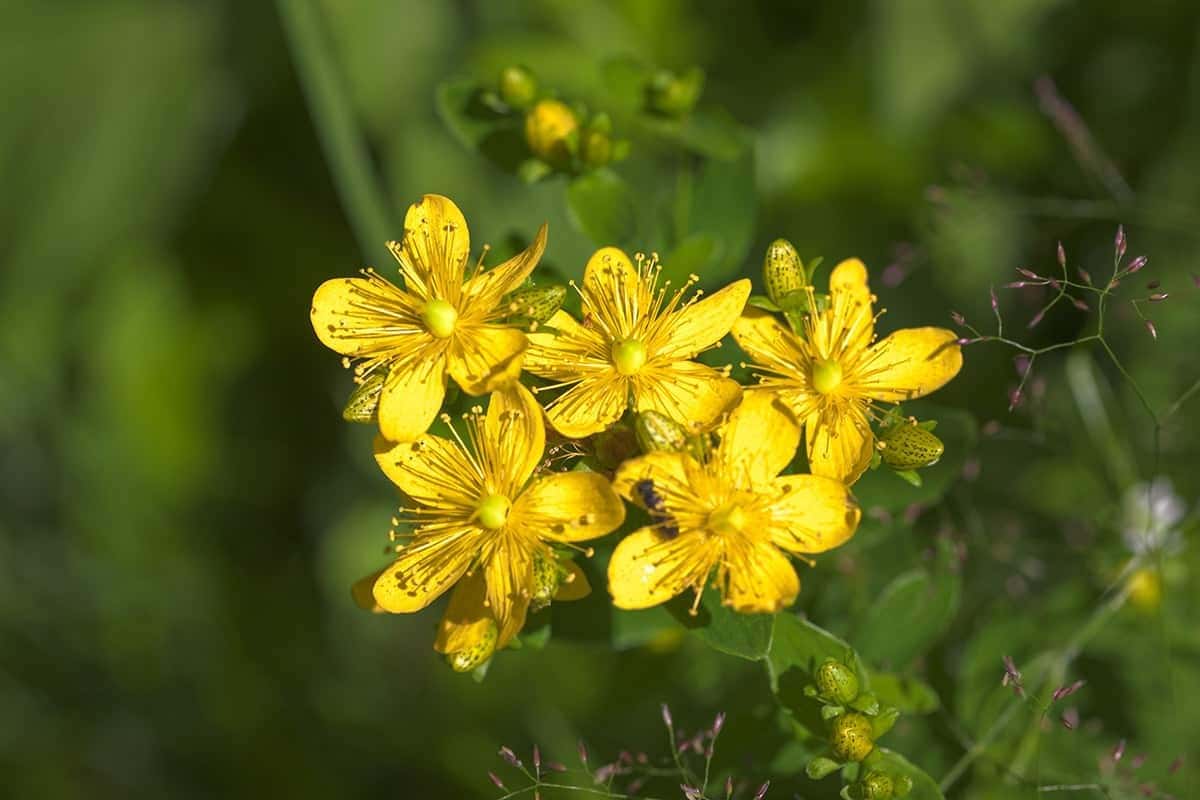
[475, 494, 511, 529]
[422, 298, 458, 338]
[612, 338, 647, 375]
[811, 358, 843, 394]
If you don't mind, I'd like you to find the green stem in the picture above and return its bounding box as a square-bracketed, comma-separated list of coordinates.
[277, 0, 394, 265]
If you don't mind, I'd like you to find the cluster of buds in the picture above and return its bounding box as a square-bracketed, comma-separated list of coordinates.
[488, 65, 630, 176]
[870, 409, 945, 488]
[803, 658, 911, 800]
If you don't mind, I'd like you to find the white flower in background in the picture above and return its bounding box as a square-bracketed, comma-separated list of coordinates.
[1120, 477, 1186, 554]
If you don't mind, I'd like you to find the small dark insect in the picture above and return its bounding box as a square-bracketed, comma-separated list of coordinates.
[633, 479, 679, 538]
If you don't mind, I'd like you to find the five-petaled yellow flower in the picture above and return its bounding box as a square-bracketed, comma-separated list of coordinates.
[608, 392, 861, 614]
[524, 247, 750, 438]
[311, 194, 547, 442]
[367, 384, 625, 660]
[732, 259, 962, 485]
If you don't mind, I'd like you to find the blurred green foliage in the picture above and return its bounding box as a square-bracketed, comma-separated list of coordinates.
[2, 1, 1199, 798]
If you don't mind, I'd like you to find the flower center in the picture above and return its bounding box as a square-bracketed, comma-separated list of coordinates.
[707, 503, 747, 537]
[811, 358, 843, 394]
[475, 493, 511, 529]
[422, 299, 458, 339]
[611, 338, 647, 375]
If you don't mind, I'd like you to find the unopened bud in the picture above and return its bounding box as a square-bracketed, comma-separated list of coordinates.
[342, 370, 387, 423]
[580, 128, 614, 168]
[1071, 297, 1090, 312]
[661, 702, 673, 729]
[879, 423, 944, 470]
[1057, 241, 1066, 268]
[635, 410, 689, 453]
[815, 658, 860, 704]
[530, 549, 563, 612]
[859, 771, 895, 800]
[646, 67, 704, 117]
[830, 712, 875, 762]
[893, 775, 913, 797]
[506, 284, 567, 326]
[448, 620, 498, 672]
[1149, 292, 1168, 302]
[524, 99, 578, 167]
[1115, 225, 1127, 260]
[498, 65, 538, 109]
[1145, 320, 1158, 340]
[950, 311, 966, 327]
[763, 238, 806, 305]
[1125, 256, 1147, 273]
[753, 780, 770, 800]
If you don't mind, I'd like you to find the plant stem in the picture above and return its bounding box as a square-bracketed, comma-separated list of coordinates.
[277, 0, 394, 265]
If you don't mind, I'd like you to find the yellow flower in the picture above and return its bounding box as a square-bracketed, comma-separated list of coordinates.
[311, 194, 547, 442]
[608, 392, 861, 614]
[366, 384, 625, 657]
[524, 247, 750, 438]
[732, 259, 962, 485]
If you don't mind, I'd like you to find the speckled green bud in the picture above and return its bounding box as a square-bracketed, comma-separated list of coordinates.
[506, 285, 567, 326]
[879, 423, 944, 470]
[342, 370, 387, 423]
[530, 550, 561, 612]
[763, 238, 806, 306]
[635, 410, 689, 453]
[816, 658, 860, 704]
[859, 771, 894, 800]
[448, 621, 498, 672]
[830, 712, 875, 763]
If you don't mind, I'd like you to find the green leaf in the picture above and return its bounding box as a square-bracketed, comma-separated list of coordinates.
[683, 147, 756, 282]
[765, 613, 870, 735]
[670, 587, 773, 660]
[855, 560, 961, 669]
[748, 295, 782, 312]
[639, 108, 748, 161]
[566, 168, 637, 247]
[852, 405, 976, 512]
[611, 606, 680, 650]
[873, 749, 945, 800]
[663, 233, 718, 279]
[869, 671, 941, 714]
[435, 77, 527, 173]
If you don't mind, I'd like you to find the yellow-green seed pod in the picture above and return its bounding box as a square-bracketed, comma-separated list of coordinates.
[498, 65, 538, 109]
[763, 238, 806, 306]
[635, 410, 689, 453]
[448, 621, 498, 672]
[859, 771, 895, 800]
[530, 550, 562, 612]
[830, 712, 875, 763]
[879, 423, 944, 470]
[524, 99, 578, 167]
[506, 284, 567, 326]
[815, 658, 860, 704]
[342, 370, 387, 423]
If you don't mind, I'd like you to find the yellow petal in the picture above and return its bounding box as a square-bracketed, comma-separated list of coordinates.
[828, 257, 870, 302]
[447, 324, 528, 395]
[859, 327, 963, 402]
[714, 391, 800, 488]
[768, 475, 862, 554]
[462, 223, 548, 310]
[373, 432, 480, 509]
[389, 194, 471, 299]
[656, 278, 751, 359]
[612, 451, 690, 503]
[434, 569, 492, 654]
[483, 382, 545, 493]
[721, 542, 799, 613]
[310, 276, 423, 357]
[805, 401, 874, 485]
[375, 356, 447, 443]
[372, 528, 477, 613]
[607, 526, 711, 610]
[582, 246, 638, 302]
[512, 470, 625, 542]
[731, 307, 803, 369]
[351, 567, 387, 613]
[554, 559, 592, 601]
[635, 362, 742, 433]
[543, 376, 628, 438]
[484, 534, 532, 646]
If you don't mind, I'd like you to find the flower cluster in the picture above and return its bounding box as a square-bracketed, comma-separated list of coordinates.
[310, 194, 962, 671]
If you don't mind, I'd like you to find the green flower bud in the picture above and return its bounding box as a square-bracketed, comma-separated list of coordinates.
[830, 712, 875, 763]
[763, 238, 806, 306]
[635, 410, 690, 453]
[342, 370, 387, 423]
[580, 128, 613, 168]
[878, 423, 944, 470]
[498, 65, 538, 109]
[892, 776, 913, 797]
[859, 771, 894, 800]
[531, 549, 563, 612]
[816, 658, 860, 704]
[448, 621, 498, 672]
[805, 756, 842, 780]
[647, 66, 704, 117]
[525, 99, 578, 167]
[506, 284, 567, 327]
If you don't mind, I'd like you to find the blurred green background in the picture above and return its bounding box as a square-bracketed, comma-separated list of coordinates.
[3, 1, 1198, 797]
